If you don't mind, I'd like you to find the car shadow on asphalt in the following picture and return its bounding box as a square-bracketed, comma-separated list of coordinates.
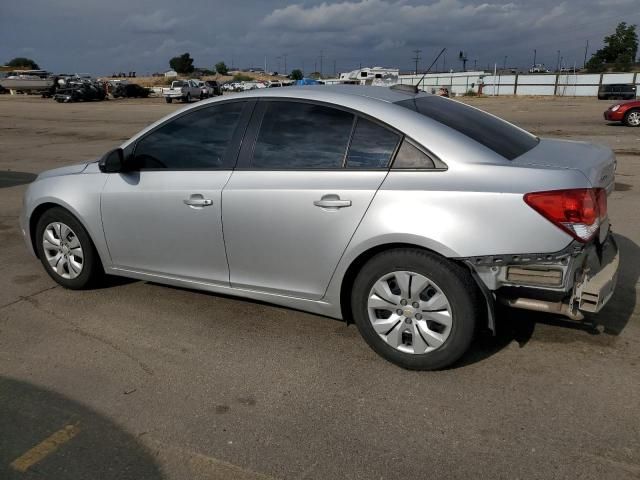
[455, 233, 639, 368]
[0, 376, 164, 480]
[0, 171, 37, 188]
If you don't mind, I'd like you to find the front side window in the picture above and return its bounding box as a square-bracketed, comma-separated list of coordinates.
[346, 118, 400, 169]
[133, 102, 245, 169]
[251, 101, 354, 169]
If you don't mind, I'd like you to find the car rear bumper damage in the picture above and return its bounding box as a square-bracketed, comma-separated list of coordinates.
[464, 232, 619, 321]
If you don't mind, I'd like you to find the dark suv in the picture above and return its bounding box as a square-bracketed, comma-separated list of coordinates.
[204, 80, 222, 96]
[598, 83, 637, 100]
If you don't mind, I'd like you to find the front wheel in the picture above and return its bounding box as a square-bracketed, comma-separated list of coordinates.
[351, 249, 478, 370]
[35, 207, 103, 289]
[624, 109, 640, 127]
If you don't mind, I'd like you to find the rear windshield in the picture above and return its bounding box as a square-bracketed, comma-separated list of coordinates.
[396, 96, 539, 160]
[171, 81, 185, 88]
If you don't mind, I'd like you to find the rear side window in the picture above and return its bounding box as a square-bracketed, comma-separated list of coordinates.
[133, 102, 245, 169]
[346, 118, 400, 169]
[251, 101, 354, 169]
[393, 139, 436, 169]
[396, 96, 538, 160]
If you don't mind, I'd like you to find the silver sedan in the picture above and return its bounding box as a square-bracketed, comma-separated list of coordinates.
[20, 85, 619, 369]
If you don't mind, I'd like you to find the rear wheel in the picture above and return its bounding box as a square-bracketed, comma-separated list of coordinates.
[35, 207, 103, 289]
[351, 249, 478, 370]
[624, 109, 640, 127]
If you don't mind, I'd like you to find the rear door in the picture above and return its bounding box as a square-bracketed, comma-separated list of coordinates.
[222, 100, 401, 300]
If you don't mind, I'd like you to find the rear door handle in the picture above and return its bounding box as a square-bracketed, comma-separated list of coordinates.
[184, 194, 213, 208]
[313, 194, 352, 209]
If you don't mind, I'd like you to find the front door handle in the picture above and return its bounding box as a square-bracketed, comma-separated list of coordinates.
[184, 194, 213, 208]
[313, 194, 352, 209]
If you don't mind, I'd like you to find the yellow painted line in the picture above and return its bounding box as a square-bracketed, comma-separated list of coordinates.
[10, 423, 80, 473]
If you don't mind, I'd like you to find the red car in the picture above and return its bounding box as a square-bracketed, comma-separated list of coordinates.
[603, 100, 640, 127]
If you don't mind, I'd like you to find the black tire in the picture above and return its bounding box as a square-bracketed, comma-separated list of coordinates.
[351, 248, 479, 370]
[35, 207, 103, 290]
[623, 109, 640, 127]
[185, 93, 191, 103]
[165, 97, 172, 103]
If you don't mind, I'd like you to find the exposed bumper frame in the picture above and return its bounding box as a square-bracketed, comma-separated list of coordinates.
[464, 232, 620, 321]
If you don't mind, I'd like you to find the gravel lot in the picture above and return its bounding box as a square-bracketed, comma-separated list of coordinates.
[1, 94, 639, 479]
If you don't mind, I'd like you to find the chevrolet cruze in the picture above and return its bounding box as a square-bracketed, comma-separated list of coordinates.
[21, 85, 619, 370]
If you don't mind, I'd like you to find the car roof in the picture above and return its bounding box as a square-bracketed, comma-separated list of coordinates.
[233, 84, 428, 104]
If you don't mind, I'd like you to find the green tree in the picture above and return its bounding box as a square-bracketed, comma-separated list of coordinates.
[290, 69, 303, 80]
[169, 53, 195, 74]
[586, 22, 638, 72]
[215, 62, 229, 75]
[7, 57, 40, 69]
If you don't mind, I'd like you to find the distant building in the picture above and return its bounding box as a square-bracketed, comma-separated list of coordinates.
[164, 70, 178, 78]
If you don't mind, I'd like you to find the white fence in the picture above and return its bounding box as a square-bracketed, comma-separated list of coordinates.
[325, 71, 640, 97]
[398, 72, 639, 97]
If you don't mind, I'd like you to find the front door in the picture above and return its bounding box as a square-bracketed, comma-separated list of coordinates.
[101, 100, 251, 284]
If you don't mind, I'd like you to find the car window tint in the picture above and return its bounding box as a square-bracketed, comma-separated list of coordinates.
[393, 139, 436, 169]
[396, 96, 539, 160]
[133, 102, 244, 169]
[251, 102, 354, 169]
[346, 118, 400, 169]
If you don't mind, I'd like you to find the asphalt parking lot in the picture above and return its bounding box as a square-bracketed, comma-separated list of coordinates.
[1, 94, 639, 479]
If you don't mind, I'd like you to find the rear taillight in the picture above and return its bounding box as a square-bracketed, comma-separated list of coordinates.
[524, 188, 607, 242]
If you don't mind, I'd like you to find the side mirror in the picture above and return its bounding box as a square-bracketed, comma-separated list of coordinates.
[98, 148, 125, 173]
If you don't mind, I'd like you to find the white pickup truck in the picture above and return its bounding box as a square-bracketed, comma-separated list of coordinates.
[162, 80, 203, 103]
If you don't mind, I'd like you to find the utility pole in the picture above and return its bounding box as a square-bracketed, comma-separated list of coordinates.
[412, 49, 422, 74]
[556, 50, 561, 72]
[583, 40, 589, 68]
[458, 51, 468, 72]
[283, 54, 287, 74]
[503, 55, 507, 71]
[319, 50, 324, 77]
[264, 55, 267, 73]
[333, 59, 336, 77]
[474, 59, 477, 70]
[533, 49, 537, 68]
[276, 56, 281, 73]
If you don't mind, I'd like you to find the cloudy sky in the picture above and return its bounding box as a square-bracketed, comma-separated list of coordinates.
[1, 0, 639, 75]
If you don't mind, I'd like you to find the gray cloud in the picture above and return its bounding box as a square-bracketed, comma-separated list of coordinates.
[0, 0, 638, 75]
[122, 10, 183, 34]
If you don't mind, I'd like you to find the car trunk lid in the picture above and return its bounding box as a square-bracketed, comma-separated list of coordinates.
[512, 138, 616, 193]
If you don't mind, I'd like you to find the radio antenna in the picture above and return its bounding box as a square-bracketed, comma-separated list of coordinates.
[416, 47, 447, 91]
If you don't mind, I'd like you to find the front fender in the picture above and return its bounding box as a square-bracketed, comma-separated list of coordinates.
[23, 173, 110, 267]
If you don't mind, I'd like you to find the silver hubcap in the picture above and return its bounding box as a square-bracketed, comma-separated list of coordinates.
[367, 271, 452, 354]
[42, 222, 84, 279]
[628, 112, 640, 126]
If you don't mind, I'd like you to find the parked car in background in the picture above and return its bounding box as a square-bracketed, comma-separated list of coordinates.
[528, 64, 550, 73]
[110, 82, 150, 98]
[195, 80, 214, 99]
[603, 99, 640, 127]
[53, 78, 106, 103]
[162, 80, 202, 103]
[21, 85, 618, 370]
[597, 84, 637, 100]
[204, 80, 222, 96]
